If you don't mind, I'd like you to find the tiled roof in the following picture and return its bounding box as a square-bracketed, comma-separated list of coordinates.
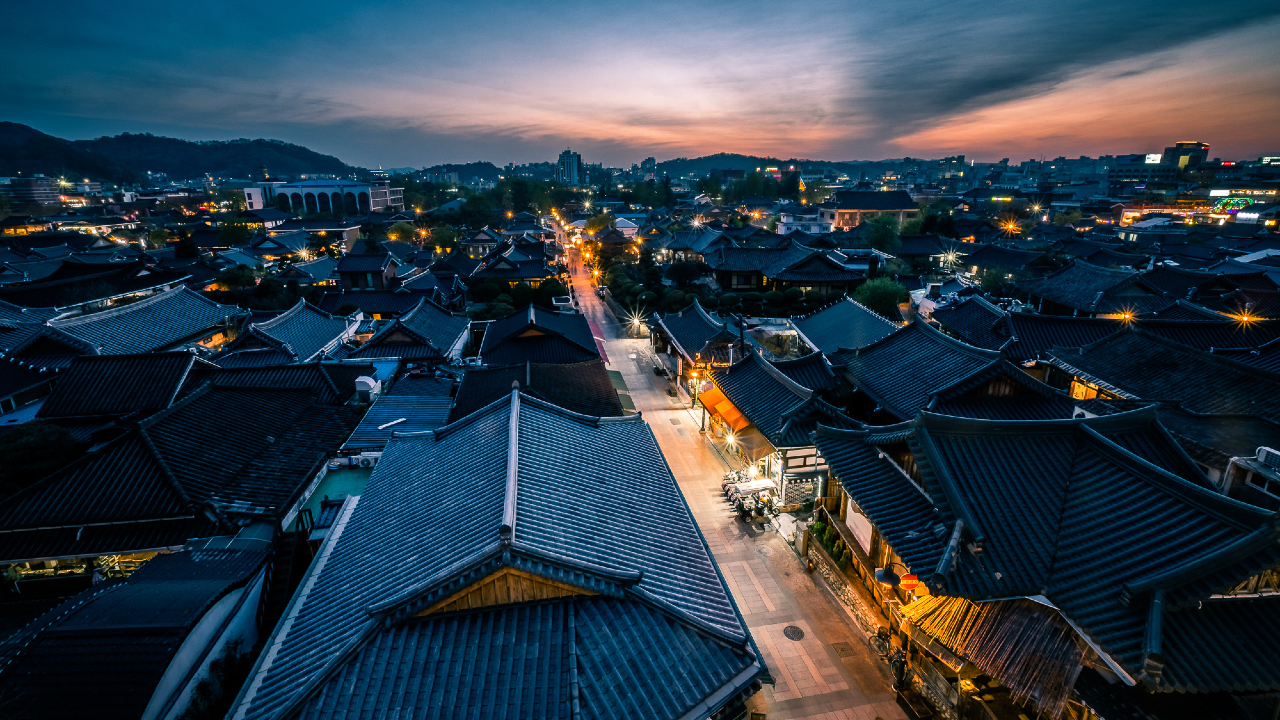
[931, 296, 1010, 352]
[35, 352, 214, 420]
[336, 252, 397, 272]
[961, 244, 1051, 271]
[316, 289, 433, 316]
[0, 548, 268, 720]
[341, 394, 452, 450]
[1002, 312, 1122, 362]
[656, 300, 742, 363]
[221, 299, 353, 363]
[817, 409, 1280, 694]
[926, 359, 1075, 421]
[1018, 260, 1171, 315]
[792, 297, 898, 354]
[832, 320, 1001, 421]
[480, 305, 598, 365]
[769, 351, 836, 391]
[48, 286, 244, 354]
[202, 361, 376, 406]
[233, 392, 760, 720]
[0, 261, 190, 310]
[1047, 328, 1280, 422]
[713, 350, 856, 447]
[450, 359, 624, 422]
[1141, 318, 1280, 351]
[284, 255, 337, 281]
[0, 385, 363, 562]
[347, 297, 468, 360]
[0, 299, 59, 325]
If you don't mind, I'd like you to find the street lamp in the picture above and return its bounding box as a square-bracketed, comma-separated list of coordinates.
[874, 561, 910, 588]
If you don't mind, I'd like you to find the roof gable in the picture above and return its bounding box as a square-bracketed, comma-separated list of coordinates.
[792, 297, 897, 354]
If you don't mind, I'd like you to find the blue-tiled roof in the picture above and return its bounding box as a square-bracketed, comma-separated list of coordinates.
[347, 297, 469, 360]
[832, 320, 1001, 421]
[816, 410, 1280, 694]
[220, 299, 353, 363]
[656, 300, 741, 364]
[792, 297, 897, 354]
[341, 394, 452, 450]
[233, 392, 760, 720]
[49, 286, 244, 354]
[480, 305, 598, 365]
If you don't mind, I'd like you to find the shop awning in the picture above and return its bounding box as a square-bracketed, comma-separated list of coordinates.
[698, 386, 749, 432]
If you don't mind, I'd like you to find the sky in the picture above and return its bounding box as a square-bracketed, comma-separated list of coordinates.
[3, 0, 1278, 168]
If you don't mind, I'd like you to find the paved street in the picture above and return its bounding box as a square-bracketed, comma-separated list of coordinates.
[565, 250, 906, 720]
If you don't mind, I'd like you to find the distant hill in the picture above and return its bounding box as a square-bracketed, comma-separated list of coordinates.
[655, 152, 896, 178]
[0, 122, 143, 184]
[0, 122, 361, 184]
[71, 132, 358, 180]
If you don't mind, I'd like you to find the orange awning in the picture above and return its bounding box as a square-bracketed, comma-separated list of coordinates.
[699, 387, 749, 431]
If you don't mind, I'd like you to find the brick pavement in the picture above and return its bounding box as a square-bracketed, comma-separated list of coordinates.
[566, 248, 906, 720]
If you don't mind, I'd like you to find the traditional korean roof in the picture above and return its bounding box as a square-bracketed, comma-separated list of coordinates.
[219, 299, 354, 363]
[231, 391, 761, 720]
[791, 297, 898, 354]
[931, 296, 1011, 352]
[712, 350, 856, 448]
[655, 300, 742, 364]
[0, 261, 191, 311]
[47, 286, 244, 355]
[1018, 260, 1172, 315]
[197, 361, 376, 406]
[1047, 328, 1280, 422]
[1141, 318, 1280, 351]
[316, 288, 431, 316]
[346, 297, 468, 360]
[0, 384, 363, 563]
[769, 351, 836, 391]
[480, 305, 598, 365]
[341, 394, 452, 450]
[926, 359, 1075, 421]
[450, 359, 624, 422]
[831, 320, 1002, 422]
[335, 252, 398, 273]
[283, 255, 337, 282]
[1002, 312, 1122, 362]
[961, 244, 1052, 272]
[35, 352, 215, 420]
[893, 234, 962, 258]
[0, 548, 269, 720]
[815, 408, 1280, 696]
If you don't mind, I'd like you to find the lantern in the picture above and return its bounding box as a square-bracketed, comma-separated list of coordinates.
[900, 574, 919, 591]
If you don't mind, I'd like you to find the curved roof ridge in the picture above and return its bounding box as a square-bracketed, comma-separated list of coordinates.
[50, 285, 236, 327]
[750, 348, 813, 398]
[912, 318, 1004, 359]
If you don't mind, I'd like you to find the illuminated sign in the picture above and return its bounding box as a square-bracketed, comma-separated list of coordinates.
[1144, 154, 1162, 164]
[1210, 189, 1230, 197]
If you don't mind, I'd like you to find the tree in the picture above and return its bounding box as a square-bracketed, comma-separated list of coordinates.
[665, 262, 704, 287]
[584, 213, 616, 236]
[865, 215, 901, 253]
[147, 227, 169, 249]
[216, 264, 257, 290]
[852, 277, 908, 319]
[387, 221, 417, 242]
[1053, 209, 1082, 227]
[0, 423, 87, 500]
[536, 278, 568, 309]
[175, 236, 199, 258]
[217, 220, 254, 247]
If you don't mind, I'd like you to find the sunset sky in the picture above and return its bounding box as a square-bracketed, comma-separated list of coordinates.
[3, 0, 1278, 168]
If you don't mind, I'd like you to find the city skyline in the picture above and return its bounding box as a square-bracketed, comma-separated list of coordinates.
[2, 1, 1278, 169]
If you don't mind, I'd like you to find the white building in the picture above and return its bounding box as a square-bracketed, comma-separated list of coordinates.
[777, 209, 832, 234]
[260, 180, 404, 216]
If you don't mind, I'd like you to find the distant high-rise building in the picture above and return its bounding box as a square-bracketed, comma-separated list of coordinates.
[640, 157, 656, 173]
[1163, 141, 1210, 170]
[557, 148, 583, 186]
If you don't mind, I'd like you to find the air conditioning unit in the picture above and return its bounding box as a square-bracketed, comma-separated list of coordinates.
[1258, 447, 1280, 469]
[352, 452, 383, 469]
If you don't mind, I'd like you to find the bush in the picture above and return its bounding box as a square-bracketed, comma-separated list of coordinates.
[823, 525, 839, 548]
[488, 302, 515, 318]
[838, 549, 853, 571]
[826, 291, 846, 303]
[741, 291, 764, 306]
[805, 289, 825, 302]
[510, 283, 535, 308]
[471, 282, 503, 303]
[809, 521, 826, 538]
[638, 291, 658, 305]
[333, 302, 361, 316]
[719, 293, 741, 309]
[701, 296, 719, 309]
[784, 287, 804, 303]
[763, 291, 785, 306]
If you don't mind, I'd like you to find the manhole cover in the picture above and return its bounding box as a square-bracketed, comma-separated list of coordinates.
[669, 418, 681, 425]
[831, 641, 856, 658]
[757, 545, 773, 557]
[783, 625, 805, 641]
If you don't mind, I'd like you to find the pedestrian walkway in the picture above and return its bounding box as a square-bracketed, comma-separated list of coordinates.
[567, 248, 906, 720]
